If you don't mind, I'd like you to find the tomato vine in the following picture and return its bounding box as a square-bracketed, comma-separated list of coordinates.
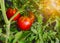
[0, 0, 60, 43]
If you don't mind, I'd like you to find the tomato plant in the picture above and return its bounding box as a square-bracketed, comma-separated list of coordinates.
[0, 0, 60, 43]
[6, 8, 20, 21]
[17, 16, 32, 31]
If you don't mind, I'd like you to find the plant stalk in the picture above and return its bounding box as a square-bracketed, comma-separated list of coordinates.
[0, 9, 1, 10]
[0, 0, 10, 43]
[0, 0, 9, 24]
[6, 23, 10, 43]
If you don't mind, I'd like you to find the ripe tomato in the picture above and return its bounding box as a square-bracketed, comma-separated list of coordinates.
[29, 11, 35, 23]
[6, 8, 20, 21]
[17, 16, 32, 31]
[40, 0, 60, 19]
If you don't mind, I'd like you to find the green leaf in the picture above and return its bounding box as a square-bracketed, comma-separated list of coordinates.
[51, 40, 54, 43]
[18, 40, 26, 43]
[37, 25, 43, 34]
[15, 31, 23, 39]
[43, 32, 48, 41]
[35, 39, 44, 43]
[27, 34, 36, 42]
[13, 31, 30, 43]
[31, 27, 37, 34]
[13, 31, 23, 43]
[19, 31, 30, 40]
[9, 35, 14, 42]
[48, 31, 57, 38]
[55, 18, 60, 32]
[35, 39, 40, 43]
[55, 38, 59, 43]
[36, 14, 43, 24]
[0, 28, 2, 33]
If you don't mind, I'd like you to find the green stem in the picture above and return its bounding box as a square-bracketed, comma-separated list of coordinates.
[6, 23, 10, 43]
[11, 21, 16, 24]
[39, 34, 44, 43]
[0, 0, 10, 43]
[0, 9, 1, 10]
[0, 0, 9, 24]
[23, 33, 31, 40]
[9, 10, 21, 22]
[0, 1, 1, 4]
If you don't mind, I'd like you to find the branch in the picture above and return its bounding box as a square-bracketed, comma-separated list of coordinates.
[0, 0, 10, 43]
[0, 0, 9, 24]
[6, 24, 10, 43]
[0, 0, 1, 4]
[9, 1, 30, 22]
[9, 10, 21, 22]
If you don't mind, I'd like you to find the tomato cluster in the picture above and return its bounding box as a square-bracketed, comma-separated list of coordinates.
[6, 8, 35, 31]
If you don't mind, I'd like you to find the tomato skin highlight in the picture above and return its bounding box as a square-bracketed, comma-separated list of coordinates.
[17, 16, 32, 31]
[6, 8, 20, 21]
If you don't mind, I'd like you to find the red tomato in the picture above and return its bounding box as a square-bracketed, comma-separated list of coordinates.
[17, 16, 32, 31]
[6, 8, 20, 21]
[29, 11, 35, 23]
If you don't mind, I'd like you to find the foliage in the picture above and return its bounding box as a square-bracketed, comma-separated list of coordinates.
[0, 0, 60, 43]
